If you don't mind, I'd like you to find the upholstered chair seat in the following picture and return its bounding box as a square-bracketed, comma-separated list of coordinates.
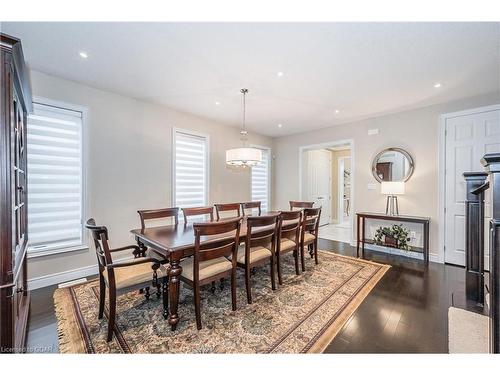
[181, 257, 232, 281]
[279, 238, 297, 252]
[103, 261, 169, 290]
[303, 232, 316, 244]
[235, 245, 272, 264]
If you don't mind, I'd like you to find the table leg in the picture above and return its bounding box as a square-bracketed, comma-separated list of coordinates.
[424, 222, 430, 266]
[361, 217, 366, 259]
[168, 259, 182, 330]
[136, 239, 147, 294]
[356, 215, 360, 258]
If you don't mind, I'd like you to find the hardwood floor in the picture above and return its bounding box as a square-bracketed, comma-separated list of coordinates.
[26, 238, 479, 353]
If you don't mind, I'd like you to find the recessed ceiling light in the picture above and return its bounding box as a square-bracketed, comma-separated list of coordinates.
[434, 83, 442, 88]
[335, 109, 340, 114]
[277, 123, 283, 128]
[215, 101, 220, 106]
[79, 51, 88, 59]
[277, 71, 284, 77]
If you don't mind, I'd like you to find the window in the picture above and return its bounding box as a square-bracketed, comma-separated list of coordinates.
[251, 147, 270, 211]
[173, 129, 209, 208]
[27, 102, 84, 255]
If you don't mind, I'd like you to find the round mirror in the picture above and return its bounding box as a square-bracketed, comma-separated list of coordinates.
[372, 147, 414, 183]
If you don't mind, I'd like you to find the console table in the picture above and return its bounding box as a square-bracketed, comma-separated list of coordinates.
[356, 212, 430, 265]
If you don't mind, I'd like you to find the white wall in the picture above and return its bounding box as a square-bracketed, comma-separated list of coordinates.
[272, 92, 500, 262]
[28, 71, 273, 281]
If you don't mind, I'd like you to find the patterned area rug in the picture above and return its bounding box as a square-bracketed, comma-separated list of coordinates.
[54, 251, 389, 353]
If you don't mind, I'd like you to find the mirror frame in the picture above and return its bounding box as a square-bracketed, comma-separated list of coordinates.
[371, 147, 415, 183]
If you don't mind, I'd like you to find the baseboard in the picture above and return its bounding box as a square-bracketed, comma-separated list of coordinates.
[364, 243, 442, 264]
[28, 264, 98, 290]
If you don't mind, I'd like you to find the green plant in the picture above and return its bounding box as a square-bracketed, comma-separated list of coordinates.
[374, 224, 411, 251]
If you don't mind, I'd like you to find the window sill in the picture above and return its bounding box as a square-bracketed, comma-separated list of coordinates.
[27, 244, 89, 259]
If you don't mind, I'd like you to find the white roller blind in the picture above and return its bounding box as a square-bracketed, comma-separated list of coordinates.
[27, 103, 84, 253]
[252, 148, 270, 211]
[173, 130, 208, 208]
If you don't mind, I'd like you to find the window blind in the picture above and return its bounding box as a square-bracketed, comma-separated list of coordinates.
[174, 130, 208, 208]
[27, 103, 84, 253]
[252, 148, 270, 211]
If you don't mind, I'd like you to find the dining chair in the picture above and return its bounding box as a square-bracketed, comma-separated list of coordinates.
[179, 217, 242, 330]
[85, 219, 169, 342]
[182, 206, 214, 225]
[301, 207, 322, 268]
[137, 207, 179, 229]
[214, 203, 241, 221]
[241, 201, 262, 216]
[276, 210, 302, 284]
[236, 214, 279, 304]
[289, 201, 314, 210]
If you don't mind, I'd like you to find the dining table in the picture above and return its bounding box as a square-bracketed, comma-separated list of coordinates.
[130, 211, 296, 330]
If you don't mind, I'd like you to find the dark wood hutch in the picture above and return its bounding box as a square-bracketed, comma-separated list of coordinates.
[0, 33, 32, 353]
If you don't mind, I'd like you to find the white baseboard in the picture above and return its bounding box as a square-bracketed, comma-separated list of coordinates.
[28, 264, 98, 290]
[365, 243, 442, 264]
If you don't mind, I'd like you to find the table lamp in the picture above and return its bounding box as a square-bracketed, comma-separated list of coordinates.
[381, 181, 405, 216]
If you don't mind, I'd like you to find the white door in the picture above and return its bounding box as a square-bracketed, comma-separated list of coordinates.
[338, 156, 351, 226]
[444, 108, 500, 266]
[306, 149, 331, 226]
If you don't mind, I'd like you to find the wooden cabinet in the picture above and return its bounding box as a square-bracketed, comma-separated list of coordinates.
[1, 33, 32, 353]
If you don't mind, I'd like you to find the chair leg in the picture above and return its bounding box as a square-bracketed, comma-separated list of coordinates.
[309, 243, 314, 258]
[293, 249, 300, 275]
[107, 291, 116, 342]
[145, 286, 150, 300]
[301, 244, 306, 272]
[276, 252, 283, 285]
[210, 281, 216, 294]
[245, 265, 252, 304]
[220, 277, 225, 291]
[314, 241, 319, 265]
[270, 256, 276, 291]
[194, 284, 202, 330]
[156, 283, 161, 299]
[98, 275, 105, 319]
[162, 278, 169, 319]
[231, 268, 237, 311]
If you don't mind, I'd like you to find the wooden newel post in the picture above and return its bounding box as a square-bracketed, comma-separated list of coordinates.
[481, 153, 500, 354]
[463, 172, 488, 305]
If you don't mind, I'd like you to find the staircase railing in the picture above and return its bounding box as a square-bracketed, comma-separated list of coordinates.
[481, 153, 500, 354]
[463, 172, 488, 305]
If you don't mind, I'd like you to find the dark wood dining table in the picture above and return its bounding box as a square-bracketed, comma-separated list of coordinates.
[130, 211, 292, 330]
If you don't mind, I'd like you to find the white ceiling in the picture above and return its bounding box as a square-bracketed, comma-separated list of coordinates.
[2, 22, 499, 137]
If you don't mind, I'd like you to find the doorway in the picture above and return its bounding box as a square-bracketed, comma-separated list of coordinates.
[300, 140, 354, 244]
[440, 105, 500, 266]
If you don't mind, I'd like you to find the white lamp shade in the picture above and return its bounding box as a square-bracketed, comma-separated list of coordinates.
[226, 147, 262, 166]
[381, 181, 405, 195]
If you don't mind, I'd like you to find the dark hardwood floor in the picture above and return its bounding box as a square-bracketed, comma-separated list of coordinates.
[26, 238, 478, 353]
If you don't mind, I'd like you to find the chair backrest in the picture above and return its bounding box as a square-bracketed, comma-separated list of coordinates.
[241, 201, 262, 216]
[244, 214, 279, 260]
[85, 218, 112, 269]
[278, 210, 302, 243]
[289, 201, 314, 210]
[214, 203, 242, 221]
[182, 206, 214, 225]
[192, 218, 242, 281]
[302, 207, 322, 235]
[137, 207, 179, 229]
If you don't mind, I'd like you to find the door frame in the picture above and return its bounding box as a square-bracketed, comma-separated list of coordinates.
[338, 156, 351, 225]
[438, 104, 500, 264]
[298, 139, 355, 245]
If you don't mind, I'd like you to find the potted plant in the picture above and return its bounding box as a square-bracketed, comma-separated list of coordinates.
[374, 224, 411, 251]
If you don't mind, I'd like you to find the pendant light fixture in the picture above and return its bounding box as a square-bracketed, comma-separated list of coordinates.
[225, 88, 262, 167]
